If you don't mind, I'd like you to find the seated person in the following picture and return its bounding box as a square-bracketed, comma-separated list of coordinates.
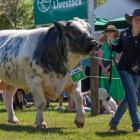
[55, 92, 65, 111]
[13, 88, 26, 110]
[55, 91, 75, 112]
[99, 88, 118, 115]
[82, 91, 91, 112]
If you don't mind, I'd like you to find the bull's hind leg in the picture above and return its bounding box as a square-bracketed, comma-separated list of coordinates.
[71, 82, 85, 128]
[3, 86, 19, 124]
[26, 76, 47, 128]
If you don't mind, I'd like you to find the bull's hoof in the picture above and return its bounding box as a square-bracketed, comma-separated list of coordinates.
[36, 123, 48, 129]
[8, 120, 20, 124]
[75, 120, 84, 128]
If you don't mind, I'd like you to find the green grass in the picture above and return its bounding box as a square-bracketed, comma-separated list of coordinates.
[0, 102, 140, 140]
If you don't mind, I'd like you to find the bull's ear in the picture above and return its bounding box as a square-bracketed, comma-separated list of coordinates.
[53, 21, 67, 32]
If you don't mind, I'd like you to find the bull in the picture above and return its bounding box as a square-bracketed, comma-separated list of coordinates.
[0, 18, 98, 128]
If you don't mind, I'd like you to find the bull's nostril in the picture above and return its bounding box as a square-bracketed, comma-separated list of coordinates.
[91, 39, 95, 43]
[91, 40, 99, 48]
[91, 40, 98, 44]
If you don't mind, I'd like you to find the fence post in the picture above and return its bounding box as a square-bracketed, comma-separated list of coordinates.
[90, 53, 99, 116]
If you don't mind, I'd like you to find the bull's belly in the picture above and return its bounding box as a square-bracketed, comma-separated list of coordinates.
[0, 77, 27, 88]
[42, 74, 73, 101]
[0, 67, 27, 87]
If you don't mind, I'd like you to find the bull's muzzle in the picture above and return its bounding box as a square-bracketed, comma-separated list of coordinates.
[91, 39, 99, 51]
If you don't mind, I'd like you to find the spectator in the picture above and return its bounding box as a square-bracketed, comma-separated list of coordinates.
[81, 87, 117, 114]
[13, 88, 26, 110]
[99, 25, 125, 103]
[99, 88, 117, 115]
[55, 92, 65, 111]
[55, 91, 75, 112]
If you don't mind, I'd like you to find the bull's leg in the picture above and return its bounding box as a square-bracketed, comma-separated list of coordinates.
[26, 76, 47, 128]
[3, 86, 19, 124]
[71, 82, 85, 128]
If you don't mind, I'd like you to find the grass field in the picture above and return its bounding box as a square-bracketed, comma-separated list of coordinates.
[0, 102, 140, 140]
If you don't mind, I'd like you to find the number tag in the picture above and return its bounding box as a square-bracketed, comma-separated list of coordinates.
[70, 67, 86, 83]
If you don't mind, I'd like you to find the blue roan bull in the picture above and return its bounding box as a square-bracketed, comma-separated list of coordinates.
[0, 18, 98, 128]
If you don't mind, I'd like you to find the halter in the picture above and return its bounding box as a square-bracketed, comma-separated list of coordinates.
[66, 34, 88, 45]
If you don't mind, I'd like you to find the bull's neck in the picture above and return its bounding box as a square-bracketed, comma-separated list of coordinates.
[67, 51, 85, 70]
[33, 26, 69, 76]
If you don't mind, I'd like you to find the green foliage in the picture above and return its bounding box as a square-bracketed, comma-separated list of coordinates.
[0, 0, 20, 29]
[0, 0, 35, 29]
[0, 12, 11, 29]
[97, 0, 107, 6]
[17, 0, 35, 29]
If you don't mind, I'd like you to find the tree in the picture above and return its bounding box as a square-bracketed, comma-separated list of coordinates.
[0, 0, 35, 29]
[17, 0, 35, 29]
[97, 0, 106, 6]
[0, 0, 20, 29]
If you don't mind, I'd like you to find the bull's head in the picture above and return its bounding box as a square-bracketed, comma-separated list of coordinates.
[54, 17, 98, 54]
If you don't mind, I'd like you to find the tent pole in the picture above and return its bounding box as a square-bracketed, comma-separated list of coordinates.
[88, 0, 99, 116]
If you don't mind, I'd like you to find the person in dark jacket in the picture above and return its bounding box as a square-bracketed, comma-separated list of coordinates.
[100, 9, 140, 132]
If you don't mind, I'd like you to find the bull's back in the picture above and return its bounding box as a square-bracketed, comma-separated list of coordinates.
[0, 28, 49, 86]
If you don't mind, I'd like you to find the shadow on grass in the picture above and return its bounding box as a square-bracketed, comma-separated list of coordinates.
[96, 130, 130, 137]
[0, 124, 69, 135]
[0, 109, 6, 113]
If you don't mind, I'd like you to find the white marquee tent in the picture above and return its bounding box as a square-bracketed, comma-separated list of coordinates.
[95, 0, 140, 20]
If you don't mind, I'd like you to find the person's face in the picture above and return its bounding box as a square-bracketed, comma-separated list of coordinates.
[106, 30, 116, 40]
[132, 16, 140, 30]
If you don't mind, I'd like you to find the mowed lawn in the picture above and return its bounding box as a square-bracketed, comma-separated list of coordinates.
[0, 102, 140, 140]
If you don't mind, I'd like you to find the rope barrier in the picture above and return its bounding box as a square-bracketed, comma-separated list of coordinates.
[78, 55, 121, 80]
[80, 56, 119, 63]
[86, 76, 120, 80]
[91, 56, 119, 63]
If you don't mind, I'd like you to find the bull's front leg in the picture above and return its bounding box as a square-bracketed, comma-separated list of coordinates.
[26, 76, 47, 129]
[71, 82, 85, 128]
[3, 86, 19, 124]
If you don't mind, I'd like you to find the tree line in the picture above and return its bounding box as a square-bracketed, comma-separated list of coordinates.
[0, 0, 34, 29]
[0, 0, 106, 29]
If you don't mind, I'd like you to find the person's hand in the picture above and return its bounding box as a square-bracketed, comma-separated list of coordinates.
[103, 67, 110, 76]
[98, 34, 107, 44]
[96, 49, 103, 57]
[106, 64, 112, 70]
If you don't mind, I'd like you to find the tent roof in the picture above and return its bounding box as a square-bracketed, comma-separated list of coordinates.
[95, 17, 129, 31]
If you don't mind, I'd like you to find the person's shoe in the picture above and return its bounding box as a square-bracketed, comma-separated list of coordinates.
[84, 107, 91, 112]
[109, 121, 117, 131]
[133, 128, 140, 132]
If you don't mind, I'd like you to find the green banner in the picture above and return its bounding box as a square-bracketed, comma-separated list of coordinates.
[34, 0, 87, 25]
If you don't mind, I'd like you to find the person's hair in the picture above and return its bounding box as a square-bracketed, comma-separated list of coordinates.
[103, 25, 119, 38]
